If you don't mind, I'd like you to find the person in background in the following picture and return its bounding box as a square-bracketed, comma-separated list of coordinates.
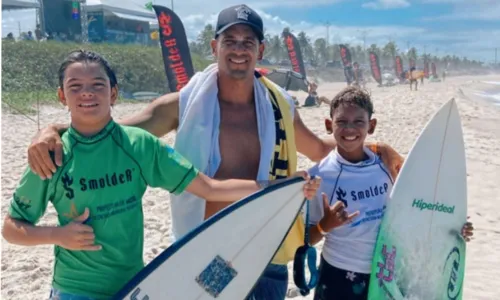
[35, 24, 43, 41]
[352, 62, 365, 88]
[5, 32, 15, 41]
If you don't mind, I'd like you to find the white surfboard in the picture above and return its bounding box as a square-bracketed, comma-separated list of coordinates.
[113, 177, 306, 300]
[368, 98, 467, 300]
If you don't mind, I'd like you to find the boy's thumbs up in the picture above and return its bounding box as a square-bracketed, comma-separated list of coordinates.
[74, 207, 90, 223]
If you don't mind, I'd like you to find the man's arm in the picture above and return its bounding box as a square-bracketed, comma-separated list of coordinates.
[39, 92, 180, 137]
[27, 92, 180, 179]
[293, 108, 336, 162]
[293, 108, 405, 179]
[118, 92, 180, 138]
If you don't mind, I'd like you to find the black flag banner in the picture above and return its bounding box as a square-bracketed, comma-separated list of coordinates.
[369, 51, 382, 85]
[283, 31, 307, 78]
[153, 5, 195, 92]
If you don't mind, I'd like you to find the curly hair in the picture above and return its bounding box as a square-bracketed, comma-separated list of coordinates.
[330, 86, 374, 118]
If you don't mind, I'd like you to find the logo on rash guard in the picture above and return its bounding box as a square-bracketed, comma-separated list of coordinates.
[165, 146, 192, 169]
[79, 168, 134, 191]
[62, 172, 75, 200]
[350, 183, 389, 201]
[13, 193, 31, 210]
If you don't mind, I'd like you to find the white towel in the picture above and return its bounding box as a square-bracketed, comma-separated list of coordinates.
[170, 63, 277, 241]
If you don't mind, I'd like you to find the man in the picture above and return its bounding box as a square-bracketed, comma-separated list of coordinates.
[27, 4, 403, 299]
[344, 64, 355, 86]
[35, 24, 43, 41]
[409, 66, 419, 91]
[352, 61, 365, 88]
[302, 82, 319, 107]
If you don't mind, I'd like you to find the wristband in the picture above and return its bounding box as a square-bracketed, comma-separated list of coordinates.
[317, 222, 328, 236]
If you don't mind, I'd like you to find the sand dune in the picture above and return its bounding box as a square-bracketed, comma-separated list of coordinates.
[2, 74, 499, 299]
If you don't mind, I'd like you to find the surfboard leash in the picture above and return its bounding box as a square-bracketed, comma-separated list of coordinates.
[293, 199, 319, 296]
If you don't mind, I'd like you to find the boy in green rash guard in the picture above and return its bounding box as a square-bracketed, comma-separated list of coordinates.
[1, 50, 321, 300]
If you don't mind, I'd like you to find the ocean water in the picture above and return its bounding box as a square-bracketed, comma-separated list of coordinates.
[475, 81, 500, 106]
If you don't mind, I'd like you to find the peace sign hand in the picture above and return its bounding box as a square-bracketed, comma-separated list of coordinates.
[318, 193, 360, 233]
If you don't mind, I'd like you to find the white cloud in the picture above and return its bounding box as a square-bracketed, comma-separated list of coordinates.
[2, 9, 37, 34]
[170, 0, 344, 14]
[1, 1, 497, 63]
[362, 0, 411, 10]
[419, 0, 465, 3]
[421, 0, 500, 21]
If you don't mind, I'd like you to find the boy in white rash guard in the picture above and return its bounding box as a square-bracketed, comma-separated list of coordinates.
[306, 87, 474, 300]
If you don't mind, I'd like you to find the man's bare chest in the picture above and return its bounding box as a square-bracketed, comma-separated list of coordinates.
[215, 106, 261, 179]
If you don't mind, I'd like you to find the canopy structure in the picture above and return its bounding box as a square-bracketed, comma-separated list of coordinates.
[2, 0, 39, 10]
[86, 0, 156, 23]
[2, 0, 43, 34]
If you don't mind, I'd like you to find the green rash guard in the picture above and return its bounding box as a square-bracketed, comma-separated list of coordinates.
[8, 119, 199, 299]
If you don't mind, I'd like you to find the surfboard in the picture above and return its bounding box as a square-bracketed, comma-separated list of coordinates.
[113, 177, 306, 300]
[368, 98, 467, 300]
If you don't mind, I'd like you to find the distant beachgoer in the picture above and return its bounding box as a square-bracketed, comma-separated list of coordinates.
[35, 24, 43, 41]
[26, 31, 34, 41]
[409, 67, 418, 91]
[344, 65, 355, 86]
[352, 62, 365, 88]
[303, 82, 319, 107]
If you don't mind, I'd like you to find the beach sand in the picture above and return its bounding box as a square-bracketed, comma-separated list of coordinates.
[2, 74, 499, 299]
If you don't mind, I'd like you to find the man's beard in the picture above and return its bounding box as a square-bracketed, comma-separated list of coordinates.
[227, 68, 249, 79]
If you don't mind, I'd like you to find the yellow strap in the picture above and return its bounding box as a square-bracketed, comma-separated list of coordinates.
[259, 76, 297, 175]
[259, 76, 304, 265]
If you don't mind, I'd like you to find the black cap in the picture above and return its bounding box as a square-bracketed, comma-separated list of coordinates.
[215, 4, 264, 42]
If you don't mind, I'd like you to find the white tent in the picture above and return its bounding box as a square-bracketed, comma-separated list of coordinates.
[86, 0, 156, 23]
[2, 0, 39, 10]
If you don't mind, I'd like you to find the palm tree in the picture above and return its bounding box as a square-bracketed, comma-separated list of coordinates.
[313, 38, 328, 64]
[329, 44, 339, 61]
[382, 41, 398, 67]
[197, 24, 215, 56]
[270, 35, 284, 62]
[297, 31, 314, 62]
[262, 34, 273, 60]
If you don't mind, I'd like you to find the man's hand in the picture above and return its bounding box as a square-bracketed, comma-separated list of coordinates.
[462, 216, 474, 242]
[52, 208, 101, 251]
[319, 193, 359, 232]
[367, 142, 404, 180]
[28, 126, 64, 180]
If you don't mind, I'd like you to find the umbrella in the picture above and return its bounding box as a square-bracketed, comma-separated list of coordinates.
[255, 67, 270, 76]
[259, 68, 309, 93]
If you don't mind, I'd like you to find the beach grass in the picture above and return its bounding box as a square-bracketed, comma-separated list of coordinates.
[1, 90, 139, 115]
[2, 40, 211, 95]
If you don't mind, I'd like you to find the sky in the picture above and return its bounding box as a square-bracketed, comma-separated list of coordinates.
[2, 0, 499, 63]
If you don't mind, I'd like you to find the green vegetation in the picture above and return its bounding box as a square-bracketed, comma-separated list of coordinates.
[191, 24, 484, 70]
[2, 29, 486, 114]
[2, 40, 211, 112]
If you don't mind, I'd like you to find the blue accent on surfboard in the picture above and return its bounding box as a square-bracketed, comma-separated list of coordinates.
[112, 176, 305, 300]
[293, 200, 319, 296]
[195, 255, 237, 297]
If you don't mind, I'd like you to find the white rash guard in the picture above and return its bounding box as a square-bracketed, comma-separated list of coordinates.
[308, 147, 394, 274]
